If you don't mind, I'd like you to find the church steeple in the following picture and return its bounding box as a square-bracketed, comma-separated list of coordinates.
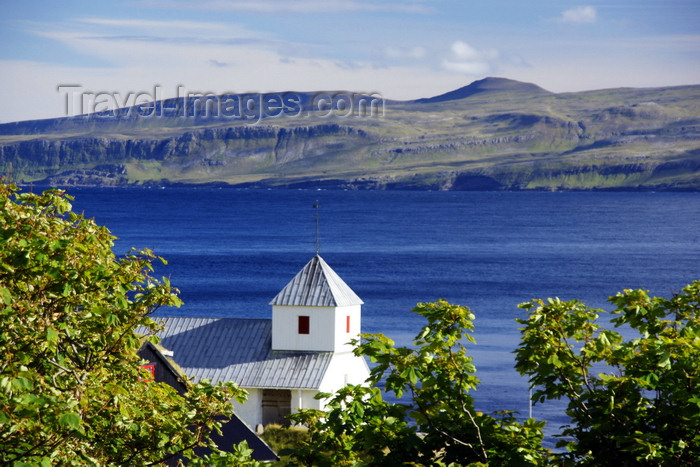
[270, 255, 363, 353]
[270, 255, 363, 308]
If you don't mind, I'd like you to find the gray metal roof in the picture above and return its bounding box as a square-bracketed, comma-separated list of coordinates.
[142, 317, 333, 389]
[270, 255, 363, 307]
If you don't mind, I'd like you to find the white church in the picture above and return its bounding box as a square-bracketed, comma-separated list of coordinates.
[150, 254, 370, 429]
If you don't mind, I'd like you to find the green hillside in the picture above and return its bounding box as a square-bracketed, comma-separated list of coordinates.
[1, 77, 698, 190]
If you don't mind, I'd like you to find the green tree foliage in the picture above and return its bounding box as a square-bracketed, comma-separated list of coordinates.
[0, 184, 258, 465]
[290, 300, 550, 466]
[515, 282, 700, 465]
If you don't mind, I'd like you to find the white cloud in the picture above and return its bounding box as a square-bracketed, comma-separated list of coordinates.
[75, 17, 230, 31]
[63, 16, 268, 44]
[0, 20, 471, 123]
[208, 59, 229, 67]
[441, 60, 490, 75]
[139, 0, 431, 14]
[560, 6, 597, 24]
[441, 41, 499, 76]
[451, 41, 480, 61]
[384, 45, 427, 59]
[27, 17, 289, 70]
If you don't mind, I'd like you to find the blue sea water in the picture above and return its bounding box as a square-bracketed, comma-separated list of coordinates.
[68, 187, 699, 437]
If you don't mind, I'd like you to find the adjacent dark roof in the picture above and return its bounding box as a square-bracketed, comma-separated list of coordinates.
[270, 255, 363, 307]
[195, 415, 279, 462]
[137, 341, 187, 394]
[146, 317, 333, 389]
[137, 341, 278, 462]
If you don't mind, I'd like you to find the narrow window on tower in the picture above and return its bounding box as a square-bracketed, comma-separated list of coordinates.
[346, 315, 351, 333]
[298, 315, 309, 334]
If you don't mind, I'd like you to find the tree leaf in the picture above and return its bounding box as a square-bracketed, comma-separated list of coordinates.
[59, 412, 81, 430]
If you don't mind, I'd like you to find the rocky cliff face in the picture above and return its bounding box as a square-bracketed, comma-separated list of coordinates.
[1, 124, 372, 184]
[40, 165, 129, 187]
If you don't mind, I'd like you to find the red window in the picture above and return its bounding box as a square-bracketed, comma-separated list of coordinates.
[298, 316, 309, 334]
[346, 315, 351, 333]
[139, 364, 155, 382]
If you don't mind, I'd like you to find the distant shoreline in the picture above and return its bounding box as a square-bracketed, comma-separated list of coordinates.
[19, 180, 700, 192]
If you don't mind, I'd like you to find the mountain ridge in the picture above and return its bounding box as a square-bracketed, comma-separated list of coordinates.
[412, 77, 552, 104]
[1, 77, 699, 191]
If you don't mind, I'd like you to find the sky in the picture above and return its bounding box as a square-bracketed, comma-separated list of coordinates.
[0, 0, 698, 123]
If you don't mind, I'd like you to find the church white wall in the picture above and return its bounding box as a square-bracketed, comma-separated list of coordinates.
[272, 305, 361, 352]
[292, 389, 323, 413]
[233, 388, 262, 429]
[231, 352, 369, 429]
[333, 304, 362, 353]
[318, 351, 371, 396]
[234, 387, 325, 429]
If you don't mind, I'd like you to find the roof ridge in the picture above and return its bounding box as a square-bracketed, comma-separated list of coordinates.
[156, 316, 270, 321]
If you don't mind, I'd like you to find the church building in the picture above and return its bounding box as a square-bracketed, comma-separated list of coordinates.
[149, 255, 370, 429]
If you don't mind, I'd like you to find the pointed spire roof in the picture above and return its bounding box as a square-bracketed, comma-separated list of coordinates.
[270, 255, 363, 307]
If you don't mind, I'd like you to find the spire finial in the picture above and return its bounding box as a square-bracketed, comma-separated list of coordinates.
[313, 200, 320, 255]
